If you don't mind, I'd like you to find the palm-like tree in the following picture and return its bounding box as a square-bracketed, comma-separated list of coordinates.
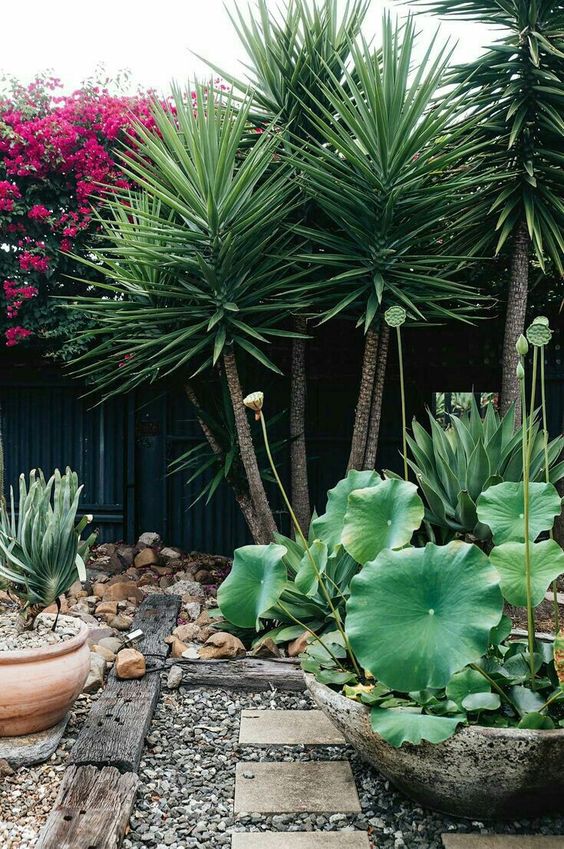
[408, 0, 564, 420]
[207, 0, 370, 528]
[290, 14, 487, 470]
[69, 86, 305, 543]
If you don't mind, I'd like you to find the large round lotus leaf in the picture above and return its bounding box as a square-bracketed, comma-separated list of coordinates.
[341, 479, 424, 565]
[311, 470, 381, 551]
[476, 481, 562, 544]
[489, 539, 564, 607]
[370, 707, 463, 747]
[217, 543, 287, 629]
[346, 541, 503, 692]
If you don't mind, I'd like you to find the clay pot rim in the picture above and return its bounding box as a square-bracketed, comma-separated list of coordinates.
[0, 619, 89, 664]
[304, 673, 564, 742]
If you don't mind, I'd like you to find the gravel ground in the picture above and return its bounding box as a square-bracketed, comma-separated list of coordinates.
[0, 612, 81, 651]
[122, 682, 564, 849]
[0, 693, 94, 849]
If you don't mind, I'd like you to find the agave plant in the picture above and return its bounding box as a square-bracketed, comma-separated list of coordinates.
[0, 468, 96, 630]
[406, 398, 564, 541]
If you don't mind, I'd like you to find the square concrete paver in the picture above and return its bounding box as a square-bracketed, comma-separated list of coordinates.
[239, 710, 345, 746]
[442, 836, 564, 848]
[232, 832, 370, 848]
[234, 761, 361, 814]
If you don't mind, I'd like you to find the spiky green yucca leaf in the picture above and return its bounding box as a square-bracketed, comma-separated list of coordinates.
[0, 468, 95, 615]
[66, 86, 306, 398]
[409, 0, 564, 270]
[286, 14, 491, 329]
[407, 398, 564, 538]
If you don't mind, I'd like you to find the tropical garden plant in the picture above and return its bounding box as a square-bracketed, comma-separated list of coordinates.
[407, 0, 564, 420]
[219, 313, 564, 747]
[0, 467, 95, 631]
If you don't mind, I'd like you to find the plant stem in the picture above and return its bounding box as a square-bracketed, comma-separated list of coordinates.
[258, 411, 361, 677]
[540, 349, 560, 632]
[397, 325, 408, 481]
[520, 358, 536, 686]
[538, 687, 564, 714]
[277, 601, 348, 672]
[470, 663, 519, 714]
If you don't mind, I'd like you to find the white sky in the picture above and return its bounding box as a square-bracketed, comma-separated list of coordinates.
[1, 0, 496, 95]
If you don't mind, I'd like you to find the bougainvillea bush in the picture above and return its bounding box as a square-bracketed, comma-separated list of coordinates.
[0, 75, 157, 358]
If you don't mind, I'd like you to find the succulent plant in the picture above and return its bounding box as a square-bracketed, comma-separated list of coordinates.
[406, 398, 564, 540]
[0, 468, 96, 629]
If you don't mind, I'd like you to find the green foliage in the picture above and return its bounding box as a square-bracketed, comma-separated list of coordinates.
[489, 539, 564, 607]
[217, 543, 287, 629]
[346, 541, 504, 692]
[0, 468, 96, 625]
[409, 0, 564, 269]
[369, 707, 465, 747]
[310, 470, 381, 550]
[407, 398, 564, 539]
[476, 480, 562, 543]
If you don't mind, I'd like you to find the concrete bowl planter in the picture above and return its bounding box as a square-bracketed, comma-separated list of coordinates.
[305, 673, 564, 820]
[0, 621, 90, 736]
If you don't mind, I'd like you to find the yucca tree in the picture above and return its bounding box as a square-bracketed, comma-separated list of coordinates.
[69, 86, 305, 543]
[207, 0, 370, 529]
[290, 14, 487, 471]
[409, 0, 564, 420]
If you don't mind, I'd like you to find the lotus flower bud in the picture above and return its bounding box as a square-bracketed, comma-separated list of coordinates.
[384, 305, 407, 328]
[516, 362, 525, 381]
[515, 335, 529, 356]
[532, 315, 549, 326]
[526, 320, 552, 347]
[554, 629, 564, 688]
[243, 391, 264, 419]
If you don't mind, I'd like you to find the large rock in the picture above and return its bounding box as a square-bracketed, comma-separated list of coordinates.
[167, 580, 205, 601]
[134, 548, 160, 569]
[102, 580, 144, 605]
[137, 531, 162, 548]
[83, 652, 106, 694]
[199, 632, 246, 660]
[115, 648, 146, 680]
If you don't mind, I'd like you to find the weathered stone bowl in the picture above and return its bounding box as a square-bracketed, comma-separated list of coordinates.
[305, 673, 564, 820]
[0, 621, 90, 736]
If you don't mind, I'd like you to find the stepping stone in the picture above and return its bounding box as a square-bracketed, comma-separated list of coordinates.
[239, 709, 345, 746]
[442, 836, 564, 848]
[232, 833, 370, 848]
[234, 761, 361, 814]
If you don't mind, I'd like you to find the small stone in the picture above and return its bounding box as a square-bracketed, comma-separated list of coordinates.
[199, 632, 246, 660]
[135, 548, 160, 569]
[92, 582, 107, 598]
[43, 595, 69, 615]
[170, 638, 188, 658]
[138, 572, 158, 587]
[194, 569, 213, 584]
[160, 546, 182, 561]
[0, 758, 14, 776]
[115, 648, 146, 679]
[184, 602, 202, 621]
[173, 623, 201, 643]
[83, 652, 106, 693]
[167, 580, 205, 600]
[288, 631, 310, 657]
[92, 644, 116, 663]
[137, 531, 162, 547]
[167, 665, 183, 689]
[108, 613, 134, 631]
[250, 638, 281, 659]
[98, 636, 124, 654]
[103, 581, 144, 604]
[95, 601, 118, 616]
[181, 645, 200, 660]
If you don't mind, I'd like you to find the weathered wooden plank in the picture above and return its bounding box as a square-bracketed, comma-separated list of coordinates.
[35, 765, 138, 849]
[180, 658, 306, 691]
[70, 593, 179, 771]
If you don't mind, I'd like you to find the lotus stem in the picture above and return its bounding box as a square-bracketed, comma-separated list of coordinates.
[396, 326, 408, 481]
[540, 348, 560, 632]
[470, 663, 519, 714]
[518, 353, 536, 685]
[277, 602, 349, 673]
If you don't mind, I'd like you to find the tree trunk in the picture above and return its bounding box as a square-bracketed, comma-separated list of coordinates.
[501, 220, 530, 425]
[222, 347, 278, 543]
[364, 323, 390, 469]
[184, 383, 265, 543]
[347, 325, 379, 472]
[290, 315, 311, 531]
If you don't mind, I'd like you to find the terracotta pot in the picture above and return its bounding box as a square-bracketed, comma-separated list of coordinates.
[0, 621, 90, 736]
[305, 673, 564, 820]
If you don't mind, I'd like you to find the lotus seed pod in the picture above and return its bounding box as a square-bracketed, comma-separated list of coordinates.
[384, 305, 407, 327]
[531, 315, 550, 326]
[554, 629, 564, 688]
[516, 362, 525, 381]
[515, 334, 529, 356]
[526, 321, 552, 347]
[243, 391, 264, 412]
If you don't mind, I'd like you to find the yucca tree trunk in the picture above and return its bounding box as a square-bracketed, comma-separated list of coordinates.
[501, 220, 530, 425]
[184, 383, 266, 543]
[364, 324, 390, 469]
[290, 315, 311, 532]
[222, 348, 278, 543]
[347, 325, 379, 472]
